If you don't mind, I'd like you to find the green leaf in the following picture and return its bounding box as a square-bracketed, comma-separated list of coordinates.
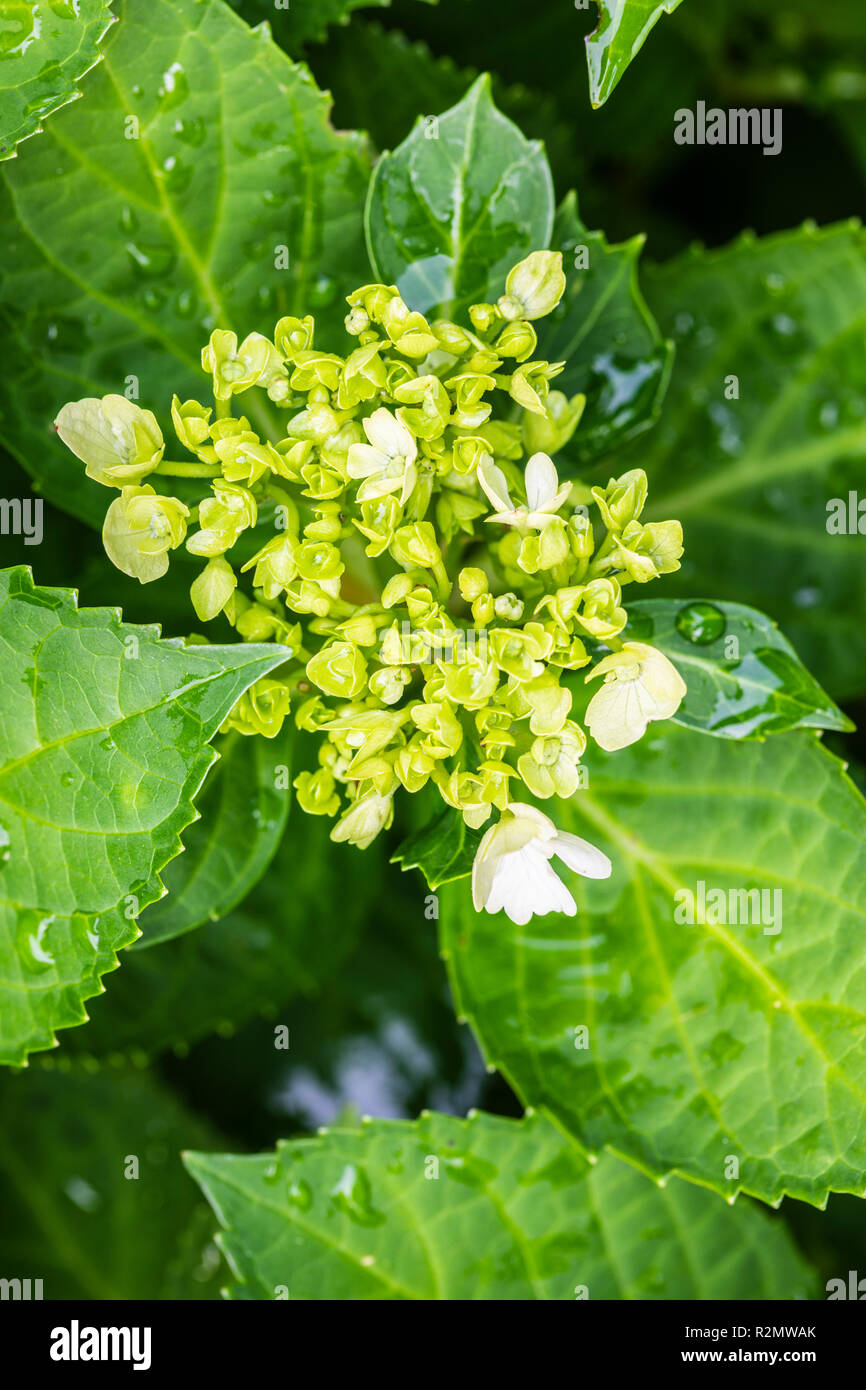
[627, 598, 853, 739]
[0, 1063, 223, 1298]
[0, 0, 116, 161]
[58, 814, 383, 1058]
[0, 565, 286, 1065]
[230, 0, 436, 50]
[635, 221, 866, 702]
[184, 1109, 816, 1299]
[441, 726, 866, 1207]
[137, 727, 292, 948]
[0, 0, 372, 527]
[540, 192, 672, 467]
[392, 804, 482, 890]
[586, 1, 687, 108]
[365, 73, 554, 319]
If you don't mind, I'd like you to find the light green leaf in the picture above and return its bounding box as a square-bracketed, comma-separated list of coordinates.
[0, 1063, 223, 1298]
[627, 598, 853, 739]
[540, 192, 673, 467]
[392, 804, 483, 891]
[0, 0, 372, 527]
[137, 727, 292, 948]
[365, 74, 554, 319]
[0, 0, 116, 161]
[586, 1, 687, 108]
[441, 726, 866, 1207]
[58, 814, 383, 1058]
[184, 1109, 816, 1300]
[0, 565, 286, 1065]
[634, 221, 866, 702]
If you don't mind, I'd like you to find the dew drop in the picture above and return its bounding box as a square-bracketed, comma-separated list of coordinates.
[675, 602, 727, 645]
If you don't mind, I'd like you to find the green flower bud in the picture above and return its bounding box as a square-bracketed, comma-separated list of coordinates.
[517, 723, 586, 799]
[445, 371, 495, 429]
[510, 671, 572, 736]
[274, 315, 315, 362]
[493, 319, 537, 362]
[575, 577, 627, 640]
[336, 342, 387, 409]
[458, 567, 488, 602]
[296, 540, 345, 584]
[381, 572, 416, 609]
[294, 769, 340, 817]
[369, 666, 412, 705]
[241, 533, 299, 599]
[187, 481, 257, 557]
[591, 468, 649, 533]
[489, 626, 548, 681]
[337, 612, 381, 647]
[300, 461, 346, 501]
[235, 603, 300, 648]
[441, 651, 499, 709]
[286, 403, 343, 445]
[517, 516, 571, 574]
[390, 522, 442, 570]
[330, 790, 394, 850]
[503, 250, 567, 320]
[569, 509, 595, 561]
[468, 302, 501, 334]
[392, 374, 451, 441]
[56, 395, 165, 487]
[436, 768, 492, 829]
[410, 701, 464, 757]
[224, 678, 292, 738]
[354, 495, 402, 558]
[171, 396, 214, 460]
[493, 592, 524, 621]
[306, 640, 368, 698]
[429, 319, 478, 355]
[344, 306, 370, 336]
[471, 593, 495, 626]
[102, 485, 189, 583]
[395, 739, 436, 793]
[473, 420, 523, 459]
[295, 695, 330, 732]
[613, 519, 684, 583]
[508, 359, 565, 416]
[303, 504, 344, 543]
[190, 557, 237, 622]
[380, 298, 439, 358]
[522, 390, 586, 454]
[202, 330, 283, 400]
[289, 350, 344, 393]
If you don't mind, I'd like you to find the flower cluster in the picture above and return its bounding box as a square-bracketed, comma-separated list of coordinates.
[55, 250, 687, 922]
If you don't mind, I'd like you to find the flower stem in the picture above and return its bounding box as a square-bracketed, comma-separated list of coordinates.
[153, 460, 221, 478]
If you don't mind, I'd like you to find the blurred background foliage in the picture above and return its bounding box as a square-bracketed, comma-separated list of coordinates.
[2, 0, 866, 1297]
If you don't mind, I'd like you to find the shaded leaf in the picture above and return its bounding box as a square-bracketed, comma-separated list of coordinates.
[392, 804, 482, 890]
[365, 73, 554, 318]
[441, 725, 866, 1206]
[185, 1109, 816, 1299]
[541, 192, 672, 467]
[627, 597, 853, 739]
[0, 1063, 222, 1298]
[0, 0, 372, 526]
[0, 565, 285, 1064]
[137, 727, 293, 947]
[230, 0, 436, 50]
[0, 0, 116, 161]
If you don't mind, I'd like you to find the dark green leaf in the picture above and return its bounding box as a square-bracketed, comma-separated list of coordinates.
[540, 192, 673, 467]
[586, 1, 687, 108]
[0, 565, 285, 1064]
[185, 1109, 816, 1299]
[441, 725, 866, 1207]
[0, 0, 372, 526]
[137, 727, 293, 948]
[365, 74, 554, 318]
[230, 0, 436, 50]
[392, 804, 482, 889]
[627, 597, 853, 739]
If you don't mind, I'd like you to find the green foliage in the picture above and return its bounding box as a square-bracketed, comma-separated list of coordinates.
[366, 74, 554, 317]
[0, 0, 116, 160]
[634, 222, 866, 701]
[441, 725, 866, 1207]
[0, 566, 284, 1064]
[0, 0, 372, 525]
[586, 1, 687, 108]
[230, 0, 437, 50]
[627, 599, 852, 739]
[0, 1063, 223, 1297]
[392, 803, 483, 890]
[185, 1110, 816, 1299]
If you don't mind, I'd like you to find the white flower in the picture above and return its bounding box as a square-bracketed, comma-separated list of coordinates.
[346, 407, 417, 503]
[585, 641, 687, 751]
[330, 790, 394, 850]
[478, 452, 571, 530]
[472, 802, 611, 925]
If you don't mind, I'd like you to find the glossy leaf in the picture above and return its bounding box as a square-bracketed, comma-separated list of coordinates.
[365, 74, 554, 318]
[58, 815, 382, 1058]
[0, 0, 116, 161]
[0, 1064, 222, 1298]
[137, 727, 292, 948]
[636, 221, 866, 701]
[441, 726, 866, 1207]
[627, 598, 853, 739]
[392, 804, 483, 890]
[185, 1110, 816, 1300]
[586, 0, 687, 108]
[0, 565, 286, 1065]
[540, 193, 672, 467]
[0, 0, 372, 526]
